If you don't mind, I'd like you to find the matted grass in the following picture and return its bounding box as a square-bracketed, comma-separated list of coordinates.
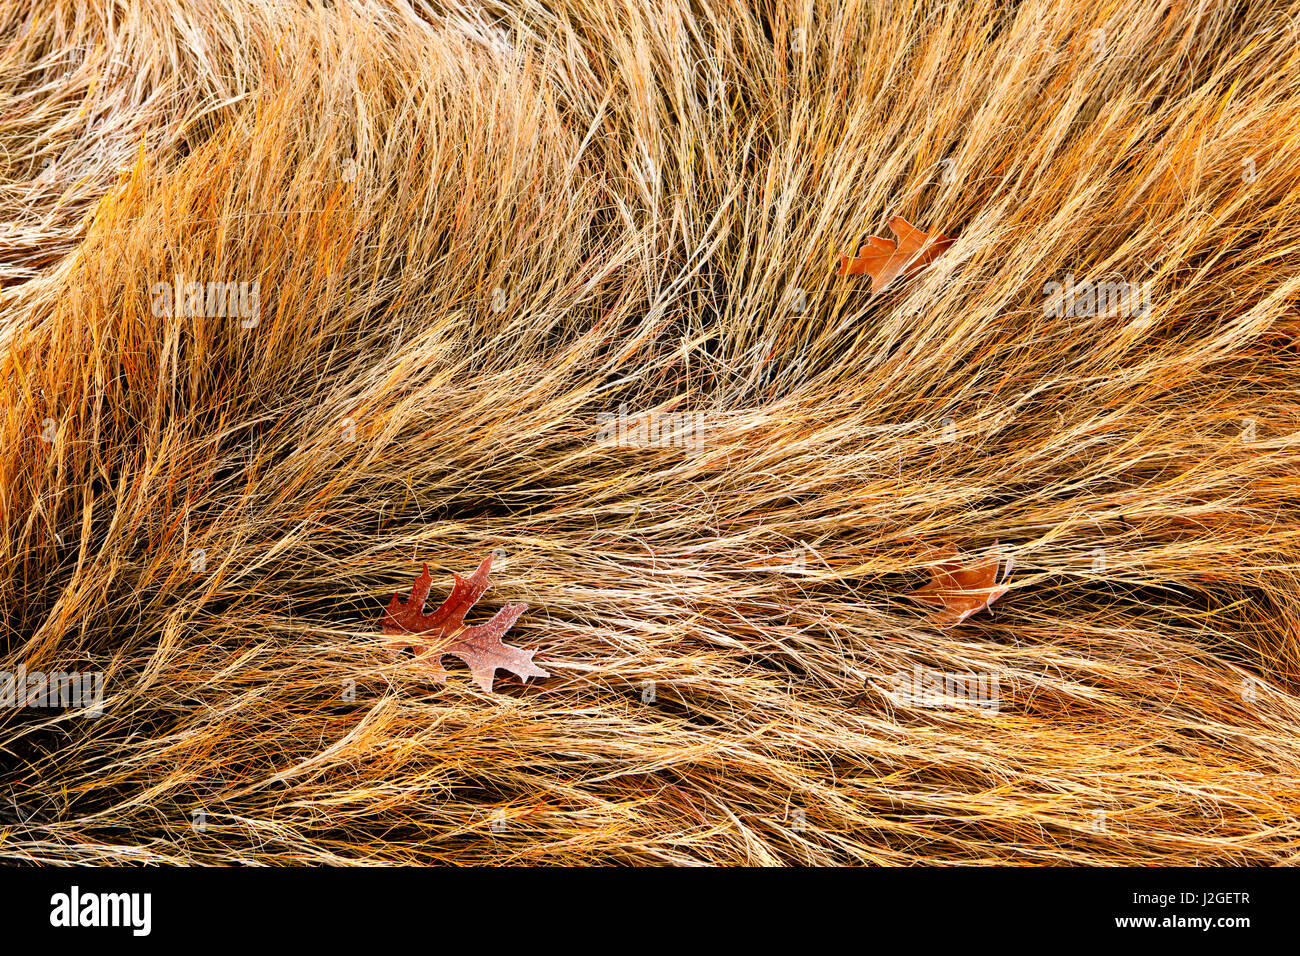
[2, 0, 1300, 864]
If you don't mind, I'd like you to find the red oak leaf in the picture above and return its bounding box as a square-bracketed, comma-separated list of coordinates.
[380, 555, 546, 692]
[839, 216, 954, 293]
[908, 544, 1013, 626]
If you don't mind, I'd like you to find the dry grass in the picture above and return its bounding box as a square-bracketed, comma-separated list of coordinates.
[2, 0, 1300, 865]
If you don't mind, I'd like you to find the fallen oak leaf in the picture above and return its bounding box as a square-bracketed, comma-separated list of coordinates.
[838, 216, 954, 294]
[907, 544, 1013, 626]
[380, 555, 547, 692]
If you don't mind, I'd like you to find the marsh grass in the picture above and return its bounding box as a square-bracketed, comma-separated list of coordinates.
[2, 0, 1300, 864]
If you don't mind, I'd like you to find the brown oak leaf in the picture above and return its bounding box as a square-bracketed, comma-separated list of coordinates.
[908, 545, 1013, 626]
[838, 216, 955, 293]
[380, 555, 546, 692]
